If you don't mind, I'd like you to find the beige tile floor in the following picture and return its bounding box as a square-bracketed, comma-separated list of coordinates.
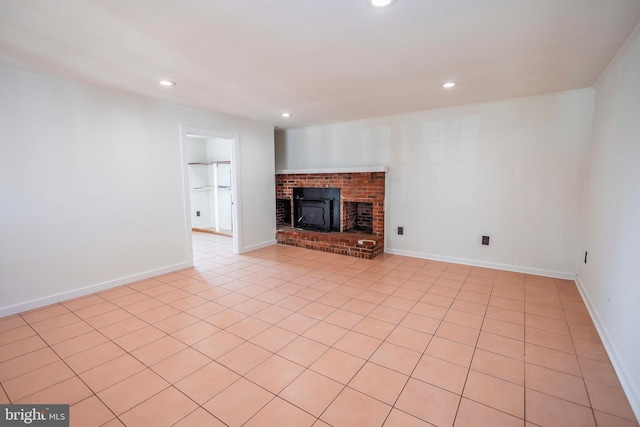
[0, 232, 638, 426]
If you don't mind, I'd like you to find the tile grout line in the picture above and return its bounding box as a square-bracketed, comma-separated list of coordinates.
[1, 234, 635, 425]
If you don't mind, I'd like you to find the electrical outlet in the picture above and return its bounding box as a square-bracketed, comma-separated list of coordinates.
[196, 211, 201, 217]
[482, 236, 490, 245]
[397, 226, 404, 235]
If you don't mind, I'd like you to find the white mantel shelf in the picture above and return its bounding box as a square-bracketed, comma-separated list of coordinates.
[276, 166, 388, 175]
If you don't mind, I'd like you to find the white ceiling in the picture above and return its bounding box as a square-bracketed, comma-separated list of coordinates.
[1, 0, 639, 129]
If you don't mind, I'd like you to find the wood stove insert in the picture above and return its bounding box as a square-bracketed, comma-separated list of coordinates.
[293, 187, 340, 232]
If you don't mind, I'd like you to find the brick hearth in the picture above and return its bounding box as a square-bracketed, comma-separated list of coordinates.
[276, 227, 384, 259]
[275, 171, 385, 259]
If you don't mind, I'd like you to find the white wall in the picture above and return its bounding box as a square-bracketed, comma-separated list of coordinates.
[278, 89, 594, 277]
[0, 67, 275, 316]
[207, 137, 232, 163]
[577, 27, 640, 418]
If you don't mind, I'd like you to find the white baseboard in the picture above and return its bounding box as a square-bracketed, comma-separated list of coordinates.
[574, 277, 640, 422]
[384, 248, 576, 280]
[240, 239, 277, 254]
[0, 262, 192, 318]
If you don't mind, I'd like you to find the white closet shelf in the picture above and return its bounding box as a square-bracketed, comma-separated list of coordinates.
[189, 161, 230, 165]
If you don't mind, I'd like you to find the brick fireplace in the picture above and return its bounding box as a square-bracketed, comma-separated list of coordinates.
[275, 168, 386, 259]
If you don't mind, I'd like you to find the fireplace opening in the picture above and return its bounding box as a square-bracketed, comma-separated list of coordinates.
[293, 187, 340, 232]
[276, 199, 291, 225]
[344, 201, 373, 233]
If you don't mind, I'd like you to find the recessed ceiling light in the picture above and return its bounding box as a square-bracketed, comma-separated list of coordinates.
[281, 112, 292, 118]
[369, 0, 394, 8]
[442, 81, 456, 89]
[159, 80, 176, 87]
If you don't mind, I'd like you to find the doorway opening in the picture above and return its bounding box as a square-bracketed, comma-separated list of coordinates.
[180, 126, 240, 260]
[188, 139, 233, 236]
